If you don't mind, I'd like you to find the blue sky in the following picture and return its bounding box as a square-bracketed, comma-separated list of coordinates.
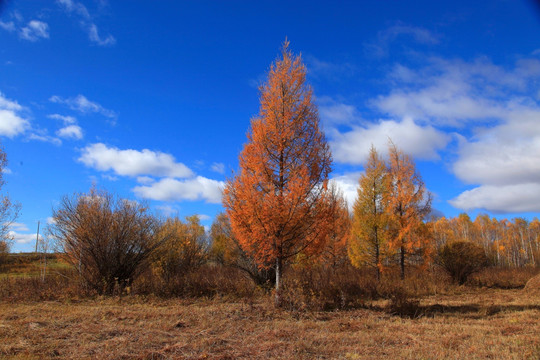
[1, 0, 540, 252]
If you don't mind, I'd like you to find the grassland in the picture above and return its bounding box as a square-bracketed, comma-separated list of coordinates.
[0, 288, 539, 359]
[1, 254, 539, 359]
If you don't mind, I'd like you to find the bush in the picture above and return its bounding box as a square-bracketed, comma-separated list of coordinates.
[152, 216, 208, 282]
[437, 241, 489, 285]
[48, 188, 165, 295]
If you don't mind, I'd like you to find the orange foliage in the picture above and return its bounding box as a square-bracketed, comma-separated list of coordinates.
[386, 143, 432, 279]
[223, 41, 332, 297]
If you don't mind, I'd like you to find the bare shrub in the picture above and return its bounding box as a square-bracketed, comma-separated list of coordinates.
[48, 188, 165, 295]
[437, 241, 489, 285]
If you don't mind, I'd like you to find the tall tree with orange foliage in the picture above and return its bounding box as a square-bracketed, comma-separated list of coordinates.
[318, 182, 350, 268]
[349, 145, 391, 280]
[386, 143, 432, 279]
[223, 41, 332, 304]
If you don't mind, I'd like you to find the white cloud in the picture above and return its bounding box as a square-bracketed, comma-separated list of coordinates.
[88, 23, 116, 46]
[211, 162, 225, 174]
[79, 143, 194, 178]
[331, 117, 450, 164]
[0, 14, 49, 42]
[0, 21, 15, 32]
[374, 57, 540, 126]
[330, 172, 363, 210]
[136, 176, 155, 185]
[133, 176, 224, 204]
[48, 114, 76, 124]
[157, 205, 179, 217]
[7, 222, 41, 244]
[56, 124, 83, 140]
[9, 222, 29, 232]
[317, 96, 359, 127]
[27, 132, 62, 146]
[450, 183, 540, 213]
[0, 93, 30, 137]
[0, 109, 30, 137]
[366, 24, 439, 58]
[50, 94, 116, 119]
[57, 0, 116, 46]
[196, 214, 211, 221]
[20, 20, 49, 41]
[9, 231, 42, 244]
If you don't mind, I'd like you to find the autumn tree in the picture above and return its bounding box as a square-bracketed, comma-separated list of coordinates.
[317, 182, 351, 268]
[0, 144, 20, 263]
[153, 215, 208, 282]
[386, 143, 432, 279]
[349, 146, 391, 280]
[49, 188, 165, 295]
[210, 213, 275, 290]
[223, 41, 333, 304]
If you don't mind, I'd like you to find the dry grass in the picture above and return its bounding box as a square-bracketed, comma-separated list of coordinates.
[1, 288, 539, 359]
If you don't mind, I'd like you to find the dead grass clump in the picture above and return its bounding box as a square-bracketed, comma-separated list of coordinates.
[134, 264, 258, 299]
[469, 267, 539, 289]
[0, 269, 91, 302]
[524, 273, 540, 292]
[279, 266, 371, 311]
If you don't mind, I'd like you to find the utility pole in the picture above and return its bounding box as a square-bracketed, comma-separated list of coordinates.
[34, 220, 40, 253]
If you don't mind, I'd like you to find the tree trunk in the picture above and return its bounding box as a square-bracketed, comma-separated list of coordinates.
[375, 241, 381, 281]
[275, 256, 282, 307]
[400, 245, 405, 280]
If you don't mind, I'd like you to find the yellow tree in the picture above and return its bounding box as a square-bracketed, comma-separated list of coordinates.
[223, 41, 332, 304]
[430, 216, 455, 251]
[386, 143, 432, 279]
[153, 215, 208, 282]
[349, 145, 391, 280]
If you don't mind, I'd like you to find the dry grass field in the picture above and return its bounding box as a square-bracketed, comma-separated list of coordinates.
[1, 287, 539, 359]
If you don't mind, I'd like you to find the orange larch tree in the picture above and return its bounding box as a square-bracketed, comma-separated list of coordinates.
[318, 182, 350, 268]
[386, 143, 432, 280]
[223, 41, 332, 304]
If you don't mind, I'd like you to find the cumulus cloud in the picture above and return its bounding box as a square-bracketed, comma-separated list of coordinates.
[7, 222, 42, 244]
[367, 55, 540, 214]
[450, 108, 540, 212]
[331, 117, 450, 164]
[56, 125, 83, 140]
[79, 143, 194, 178]
[57, 0, 116, 46]
[133, 176, 224, 204]
[374, 57, 540, 126]
[49, 94, 116, 119]
[330, 172, 363, 210]
[20, 20, 49, 41]
[450, 183, 540, 213]
[0, 93, 30, 137]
